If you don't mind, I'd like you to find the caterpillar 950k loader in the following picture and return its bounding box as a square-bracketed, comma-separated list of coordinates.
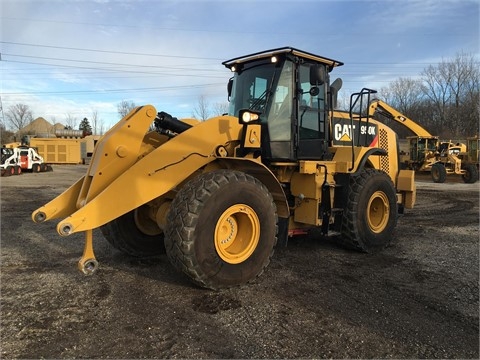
[32, 47, 416, 290]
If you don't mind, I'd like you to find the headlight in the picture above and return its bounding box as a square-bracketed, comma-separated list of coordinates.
[239, 110, 261, 124]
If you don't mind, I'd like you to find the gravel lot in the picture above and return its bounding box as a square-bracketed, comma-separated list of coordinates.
[1, 165, 478, 359]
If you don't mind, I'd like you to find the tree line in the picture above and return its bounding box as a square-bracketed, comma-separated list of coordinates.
[0, 106, 104, 144]
[373, 52, 479, 139]
[2, 52, 478, 145]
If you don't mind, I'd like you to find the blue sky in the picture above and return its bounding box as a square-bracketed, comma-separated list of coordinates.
[1, 0, 478, 131]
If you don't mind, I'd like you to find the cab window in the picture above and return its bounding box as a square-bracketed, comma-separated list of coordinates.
[266, 61, 293, 141]
[298, 64, 326, 139]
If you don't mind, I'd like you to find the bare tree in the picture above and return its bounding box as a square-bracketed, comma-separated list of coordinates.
[421, 52, 479, 138]
[381, 77, 425, 114]
[336, 91, 351, 112]
[98, 120, 105, 136]
[192, 95, 210, 121]
[444, 53, 480, 137]
[91, 109, 99, 135]
[378, 77, 429, 137]
[64, 113, 77, 130]
[212, 102, 229, 116]
[117, 100, 136, 119]
[5, 103, 33, 132]
[0, 122, 14, 144]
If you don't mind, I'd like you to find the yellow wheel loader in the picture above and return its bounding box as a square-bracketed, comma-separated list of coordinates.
[32, 47, 416, 290]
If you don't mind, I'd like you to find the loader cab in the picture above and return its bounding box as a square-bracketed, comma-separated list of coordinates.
[223, 47, 343, 162]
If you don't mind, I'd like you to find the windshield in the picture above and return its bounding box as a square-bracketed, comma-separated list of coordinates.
[228, 60, 294, 142]
[227, 62, 277, 117]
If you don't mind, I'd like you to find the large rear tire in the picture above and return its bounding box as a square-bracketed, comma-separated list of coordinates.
[462, 164, 478, 184]
[100, 205, 165, 257]
[165, 170, 278, 290]
[340, 168, 398, 253]
[431, 163, 447, 183]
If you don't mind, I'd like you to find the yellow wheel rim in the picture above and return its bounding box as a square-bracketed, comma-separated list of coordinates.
[367, 191, 390, 233]
[214, 204, 260, 264]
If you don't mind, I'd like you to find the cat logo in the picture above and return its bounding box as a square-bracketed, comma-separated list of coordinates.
[332, 117, 378, 146]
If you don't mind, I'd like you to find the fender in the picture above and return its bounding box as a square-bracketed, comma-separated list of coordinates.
[214, 157, 289, 219]
[352, 147, 388, 175]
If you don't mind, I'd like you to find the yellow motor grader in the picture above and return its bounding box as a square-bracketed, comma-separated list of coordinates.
[368, 100, 478, 184]
[465, 135, 480, 168]
[32, 47, 416, 289]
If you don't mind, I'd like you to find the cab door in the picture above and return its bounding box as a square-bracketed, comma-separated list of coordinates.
[296, 63, 328, 160]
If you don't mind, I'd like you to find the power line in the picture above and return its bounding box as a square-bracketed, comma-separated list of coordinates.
[1, 83, 225, 96]
[1, 59, 227, 78]
[1, 53, 222, 72]
[0, 41, 224, 61]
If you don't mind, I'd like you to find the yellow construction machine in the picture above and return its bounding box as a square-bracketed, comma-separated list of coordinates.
[32, 47, 416, 289]
[459, 135, 480, 179]
[368, 100, 478, 183]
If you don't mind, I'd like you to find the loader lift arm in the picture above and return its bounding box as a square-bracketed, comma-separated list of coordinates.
[368, 99, 433, 137]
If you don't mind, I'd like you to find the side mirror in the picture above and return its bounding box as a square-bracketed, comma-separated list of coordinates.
[310, 65, 326, 85]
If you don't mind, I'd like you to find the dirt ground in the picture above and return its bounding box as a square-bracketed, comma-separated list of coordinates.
[1, 165, 478, 359]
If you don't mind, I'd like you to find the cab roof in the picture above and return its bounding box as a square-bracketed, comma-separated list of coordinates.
[222, 46, 344, 69]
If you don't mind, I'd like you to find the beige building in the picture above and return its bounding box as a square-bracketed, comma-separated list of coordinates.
[12, 118, 101, 164]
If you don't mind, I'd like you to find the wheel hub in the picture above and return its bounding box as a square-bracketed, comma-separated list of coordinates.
[367, 191, 389, 233]
[214, 204, 260, 264]
[219, 216, 238, 245]
[134, 205, 162, 236]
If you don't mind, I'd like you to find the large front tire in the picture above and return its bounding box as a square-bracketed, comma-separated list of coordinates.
[340, 169, 398, 252]
[165, 170, 278, 290]
[100, 206, 165, 257]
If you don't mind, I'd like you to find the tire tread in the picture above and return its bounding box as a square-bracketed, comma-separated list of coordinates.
[165, 170, 277, 289]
